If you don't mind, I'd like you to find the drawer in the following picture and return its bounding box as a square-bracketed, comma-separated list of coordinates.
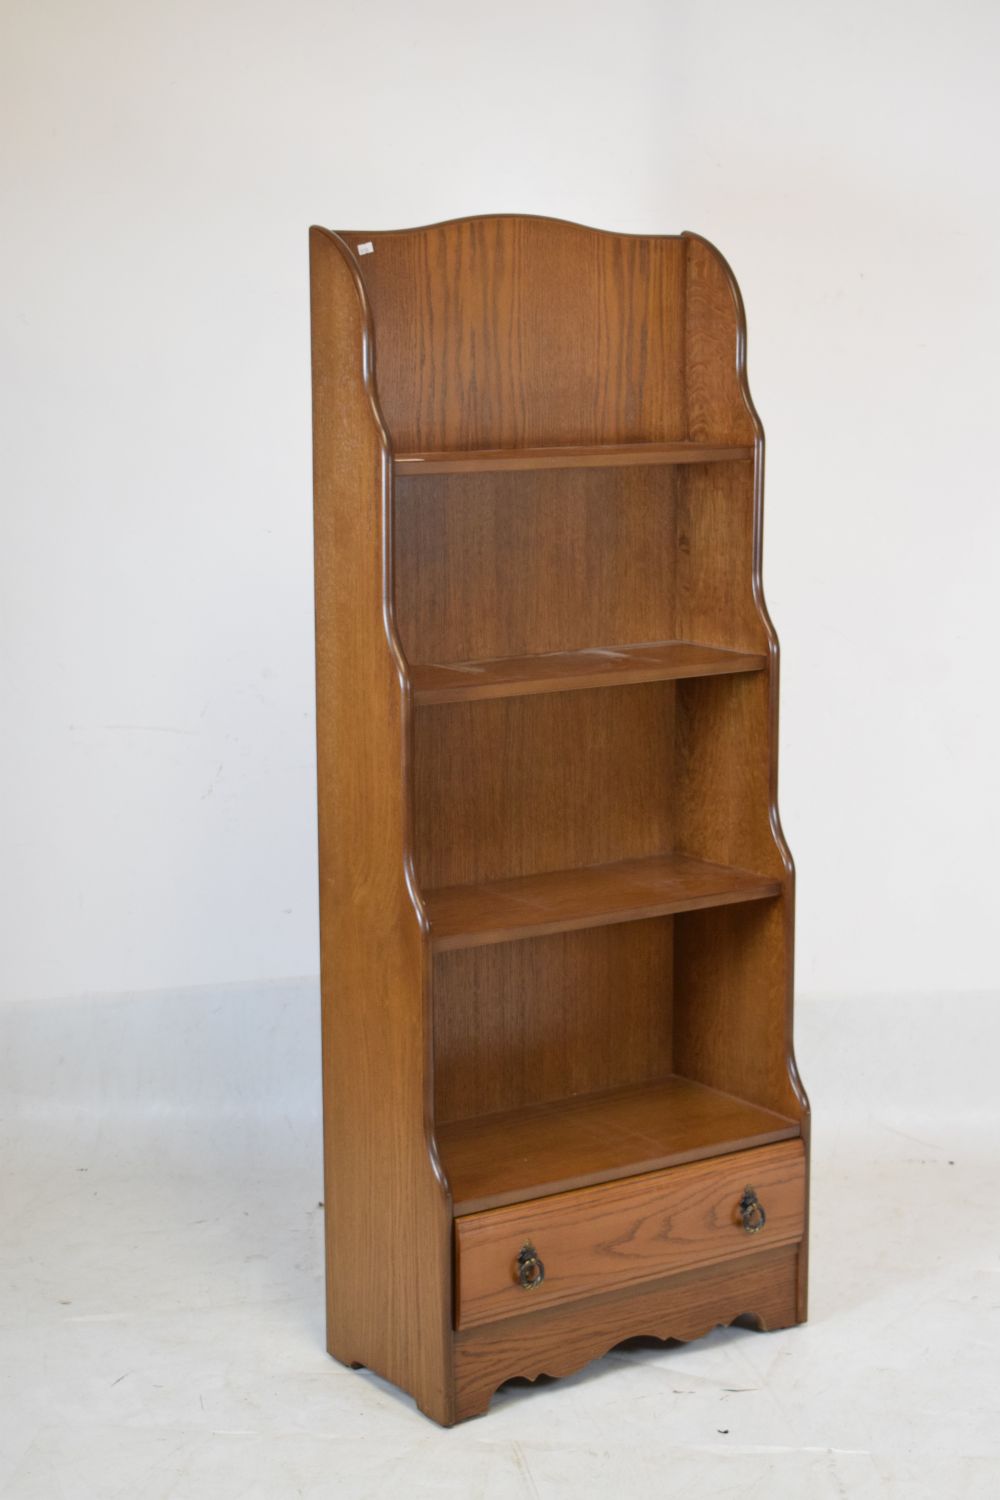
[454, 1139, 805, 1330]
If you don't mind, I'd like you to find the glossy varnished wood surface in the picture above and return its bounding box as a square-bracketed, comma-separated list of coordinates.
[676, 674, 782, 876]
[395, 458, 764, 668]
[674, 901, 804, 1121]
[453, 1245, 800, 1422]
[395, 466, 679, 665]
[341, 216, 688, 451]
[684, 232, 809, 1309]
[685, 235, 757, 446]
[455, 1140, 805, 1328]
[310, 228, 454, 1424]
[438, 1076, 800, 1213]
[411, 639, 765, 705]
[424, 852, 779, 951]
[313, 216, 809, 1424]
[676, 459, 762, 652]
[432, 922, 675, 1124]
[414, 683, 676, 889]
[395, 441, 752, 474]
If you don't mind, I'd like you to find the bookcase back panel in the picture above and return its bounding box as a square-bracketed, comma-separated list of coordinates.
[395, 468, 678, 663]
[433, 920, 674, 1122]
[414, 684, 675, 889]
[341, 216, 688, 452]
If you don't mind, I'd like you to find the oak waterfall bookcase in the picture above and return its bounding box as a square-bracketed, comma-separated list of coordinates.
[309, 215, 809, 1426]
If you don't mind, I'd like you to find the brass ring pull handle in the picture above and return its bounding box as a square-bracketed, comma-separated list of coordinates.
[739, 1185, 767, 1234]
[516, 1242, 545, 1289]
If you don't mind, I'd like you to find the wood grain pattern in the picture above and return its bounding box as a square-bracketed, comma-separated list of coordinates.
[413, 684, 675, 889]
[455, 1140, 805, 1328]
[675, 459, 763, 652]
[675, 673, 781, 876]
[674, 901, 804, 1121]
[432, 922, 675, 1124]
[677, 228, 809, 1218]
[312, 215, 809, 1424]
[439, 1077, 799, 1213]
[310, 228, 455, 1425]
[684, 234, 756, 445]
[453, 1245, 800, 1422]
[396, 441, 752, 474]
[411, 639, 765, 706]
[342, 216, 688, 451]
[425, 852, 779, 951]
[394, 456, 764, 669]
[395, 465, 679, 664]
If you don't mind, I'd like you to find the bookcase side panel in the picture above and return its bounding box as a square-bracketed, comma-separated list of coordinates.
[683, 235, 757, 446]
[680, 234, 809, 1280]
[675, 460, 765, 655]
[310, 229, 454, 1424]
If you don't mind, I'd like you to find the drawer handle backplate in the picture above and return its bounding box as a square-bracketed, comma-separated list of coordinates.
[739, 1185, 767, 1234]
[516, 1242, 545, 1289]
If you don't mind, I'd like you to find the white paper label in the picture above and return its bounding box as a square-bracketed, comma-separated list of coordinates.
[357, 241, 374, 255]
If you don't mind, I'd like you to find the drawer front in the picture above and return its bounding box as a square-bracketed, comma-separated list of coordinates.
[455, 1140, 805, 1330]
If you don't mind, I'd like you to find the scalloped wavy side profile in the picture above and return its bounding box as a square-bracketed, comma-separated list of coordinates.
[336, 209, 686, 241]
[311, 215, 809, 1427]
[695, 230, 805, 1017]
[312, 224, 450, 1202]
[679, 232, 810, 1322]
[453, 1246, 801, 1422]
[311, 222, 439, 1089]
[310, 225, 455, 1423]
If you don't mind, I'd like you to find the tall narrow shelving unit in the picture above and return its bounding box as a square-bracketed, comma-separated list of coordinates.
[310, 215, 809, 1426]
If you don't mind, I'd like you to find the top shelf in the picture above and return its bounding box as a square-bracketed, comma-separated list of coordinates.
[394, 441, 754, 476]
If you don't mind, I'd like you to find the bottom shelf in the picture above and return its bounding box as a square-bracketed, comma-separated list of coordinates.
[438, 1075, 800, 1214]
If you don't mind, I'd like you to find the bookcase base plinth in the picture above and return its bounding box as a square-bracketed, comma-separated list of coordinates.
[452, 1244, 803, 1425]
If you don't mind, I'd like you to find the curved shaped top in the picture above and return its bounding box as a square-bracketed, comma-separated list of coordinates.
[315, 215, 755, 453]
[336, 210, 685, 241]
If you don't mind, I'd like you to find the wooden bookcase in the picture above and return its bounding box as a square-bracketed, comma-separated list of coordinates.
[309, 215, 809, 1426]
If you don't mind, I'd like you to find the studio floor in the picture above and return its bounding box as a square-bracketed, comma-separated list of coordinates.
[1, 988, 998, 1498]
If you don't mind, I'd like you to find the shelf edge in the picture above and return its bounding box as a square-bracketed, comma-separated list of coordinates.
[396, 443, 754, 476]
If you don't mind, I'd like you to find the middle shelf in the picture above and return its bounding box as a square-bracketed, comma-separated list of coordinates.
[410, 638, 766, 706]
[423, 851, 781, 952]
[439, 1075, 800, 1213]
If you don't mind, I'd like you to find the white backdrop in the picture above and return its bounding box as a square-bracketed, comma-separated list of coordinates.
[2, 0, 998, 1006]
